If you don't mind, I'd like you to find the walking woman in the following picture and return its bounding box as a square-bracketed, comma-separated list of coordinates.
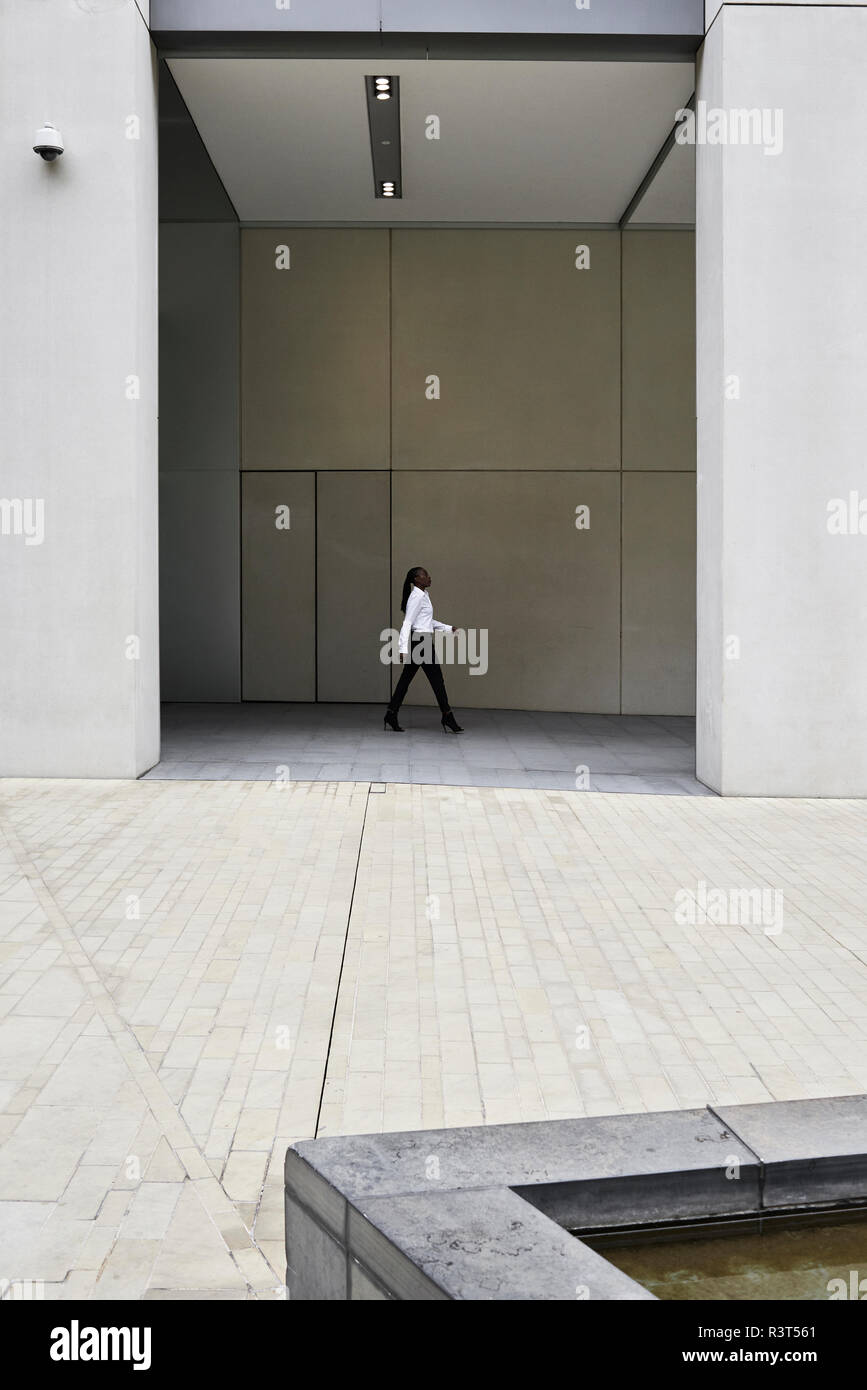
[384, 567, 463, 734]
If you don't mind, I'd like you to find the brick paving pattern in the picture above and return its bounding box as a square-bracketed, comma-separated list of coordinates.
[1, 778, 865, 1298]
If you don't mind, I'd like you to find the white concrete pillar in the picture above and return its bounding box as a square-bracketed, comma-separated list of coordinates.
[697, 2, 867, 795]
[0, 0, 159, 777]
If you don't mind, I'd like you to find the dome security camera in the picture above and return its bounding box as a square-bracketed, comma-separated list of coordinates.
[34, 123, 64, 161]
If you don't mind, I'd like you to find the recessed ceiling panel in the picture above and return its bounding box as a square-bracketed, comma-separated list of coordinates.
[168, 57, 695, 222]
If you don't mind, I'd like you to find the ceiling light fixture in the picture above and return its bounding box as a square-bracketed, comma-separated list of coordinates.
[365, 76, 401, 200]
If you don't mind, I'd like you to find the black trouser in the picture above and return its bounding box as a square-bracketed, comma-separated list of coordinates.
[388, 635, 452, 715]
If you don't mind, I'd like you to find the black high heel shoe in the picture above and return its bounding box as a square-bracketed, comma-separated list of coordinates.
[383, 710, 404, 732]
[441, 711, 463, 734]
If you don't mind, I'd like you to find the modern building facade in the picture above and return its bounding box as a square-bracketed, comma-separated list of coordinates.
[2, 1, 865, 796]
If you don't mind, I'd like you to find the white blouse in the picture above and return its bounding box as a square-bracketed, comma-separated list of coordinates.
[399, 585, 453, 655]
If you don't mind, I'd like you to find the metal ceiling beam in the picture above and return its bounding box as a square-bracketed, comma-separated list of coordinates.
[150, 0, 705, 60]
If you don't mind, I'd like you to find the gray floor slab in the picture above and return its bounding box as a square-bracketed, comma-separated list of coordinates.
[144, 704, 712, 796]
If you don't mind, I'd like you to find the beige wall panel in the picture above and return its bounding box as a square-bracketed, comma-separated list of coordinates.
[241, 229, 389, 470]
[622, 230, 696, 472]
[242, 472, 315, 700]
[621, 472, 696, 715]
[391, 230, 621, 470]
[160, 471, 240, 702]
[160, 222, 239, 473]
[392, 472, 620, 713]
[317, 472, 391, 703]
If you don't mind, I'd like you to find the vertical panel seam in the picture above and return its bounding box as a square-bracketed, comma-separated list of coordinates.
[238, 227, 244, 701]
[619, 227, 624, 715]
[314, 469, 319, 703]
[388, 227, 394, 706]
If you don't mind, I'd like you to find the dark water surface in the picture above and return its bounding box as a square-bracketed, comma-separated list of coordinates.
[583, 1218, 867, 1300]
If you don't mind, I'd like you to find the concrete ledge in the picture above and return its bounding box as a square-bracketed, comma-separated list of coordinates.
[351, 1188, 654, 1301]
[712, 1095, 867, 1208]
[284, 1095, 867, 1301]
[287, 1108, 758, 1203]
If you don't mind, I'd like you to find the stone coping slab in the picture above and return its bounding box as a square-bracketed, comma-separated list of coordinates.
[349, 1189, 654, 1302]
[711, 1095, 867, 1209]
[712, 1095, 867, 1161]
[288, 1106, 757, 1202]
[284, 1095, 867, 1300]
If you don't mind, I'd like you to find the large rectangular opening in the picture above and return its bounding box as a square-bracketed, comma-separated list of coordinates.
[155, 46, 700, 791]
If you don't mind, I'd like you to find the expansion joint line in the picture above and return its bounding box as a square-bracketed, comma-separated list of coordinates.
[312, 783, 373, 1138]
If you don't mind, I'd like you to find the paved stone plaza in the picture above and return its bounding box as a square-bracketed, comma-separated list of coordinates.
[1, 777, 865, 1299]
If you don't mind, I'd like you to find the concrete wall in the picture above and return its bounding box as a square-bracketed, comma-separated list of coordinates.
[317, 472, 391, 704]
[393, 471, 621, 712]
[0, 0, 158, 776]
[391, 230, 621, 471]
[159, 222, 240, 700]
[622, 230, 696, 717]
[622, 472, 696, 715]
[622, 230, 696, 473]
[697, 4, 867, 794]
[159, 223, 239, 474]
[159, 471, 240, 702]
[231, 227, 696, 714]
[242, 472, 316, 701]
[157, 224, 696, 714]
[241, 229, 389, 471]
[706, 0, 856, 28]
